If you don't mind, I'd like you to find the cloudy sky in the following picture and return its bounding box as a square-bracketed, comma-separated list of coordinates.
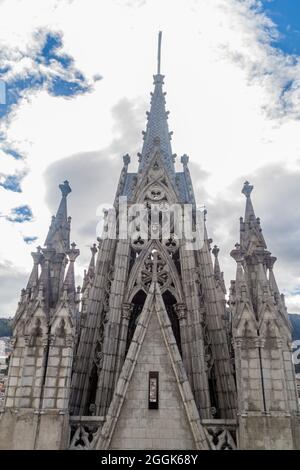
[0, 0, 300, 317]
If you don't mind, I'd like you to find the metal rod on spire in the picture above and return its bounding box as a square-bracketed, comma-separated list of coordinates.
[157, 31, 162, 74]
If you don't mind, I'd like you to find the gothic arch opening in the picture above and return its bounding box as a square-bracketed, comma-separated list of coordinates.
[84, 363, 98, 415]
[126, 290, 147, 354]
[162, 290, 182, 355]
[171, 249, 181, 276]
[208, 366, 220, 419]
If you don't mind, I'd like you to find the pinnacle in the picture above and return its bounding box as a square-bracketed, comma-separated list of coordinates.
[59, 180, 72, 197]
[212, 245, 220, 258]
[242, 181, 253, 198]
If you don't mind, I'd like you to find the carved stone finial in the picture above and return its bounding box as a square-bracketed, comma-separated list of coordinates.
[174, 303, 187, 321]
[97, 236, 102, 249]
[266, 255, 277, 270]
[242, 181, 253, 198]
[91, 243, 98, 256]
[230, 244, 243, 263]
[68, 242, 80, 262]
[123, 154, 130, 166]
[212, 245, 219, 258]
[181, 154, 189, 166]
[31, 248, 42, 265]
[59, 180, 72, 198]
[153, 136, 161, 147]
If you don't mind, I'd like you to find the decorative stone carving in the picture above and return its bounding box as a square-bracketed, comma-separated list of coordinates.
[121, 303, 133, 321]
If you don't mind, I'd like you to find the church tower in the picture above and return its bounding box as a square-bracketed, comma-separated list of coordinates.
[69, 32, 237, 450]
[0, 33, 299, 450]
[230, 182, 300, 449]
[0, 181, 80, 449]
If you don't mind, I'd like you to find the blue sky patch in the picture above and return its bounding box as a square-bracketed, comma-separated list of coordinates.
[0, 30, 92, 121]
[23, 236, 38, 244]
[7, 205, 33, 223]
[0, 80, 6, 105]
[38, 32, 74, 69]
[48, 76, 90, 97]
[0, 174, 23, 192]
[261, 0, 300, 55]
[0, 29, 94, 198]
[2, 147, 23, 160]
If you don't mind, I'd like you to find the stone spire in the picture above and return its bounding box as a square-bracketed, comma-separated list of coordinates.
[240, 181, 266, 253]
[26, 246, 43, 293]
[232, 181, 292, 328]
[45, 180, 72, 253]
[64, 242, 80, 299]
[212, 245, 221, 278]
[138, 31, 175, 178]
[82, 243, 98, 292]
[212, 245, 226, 294]
[230, 243, 254, 316]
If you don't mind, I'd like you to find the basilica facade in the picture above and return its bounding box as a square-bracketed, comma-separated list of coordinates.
[0, 34, 299, 450]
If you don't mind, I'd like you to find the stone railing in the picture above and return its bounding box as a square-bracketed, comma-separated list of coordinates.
[202, 419, 237, 450]
[69, 416, 105, 449]
[69, 416, 238, 450]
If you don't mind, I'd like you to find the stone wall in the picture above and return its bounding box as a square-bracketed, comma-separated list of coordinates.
[0, 408, 70, 450]
[110, 310, 196, 450]
[238, 415, 295, 450]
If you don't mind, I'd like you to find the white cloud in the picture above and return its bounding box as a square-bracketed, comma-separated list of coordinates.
[0, 0, 300, 316]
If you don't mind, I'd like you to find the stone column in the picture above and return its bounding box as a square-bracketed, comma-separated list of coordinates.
[95, 239, 131, 416]
[233, 338, 246, 416]
[179, 246, 211, 419]
[114, 303, 133, 378]
[174, 303, 190, 370]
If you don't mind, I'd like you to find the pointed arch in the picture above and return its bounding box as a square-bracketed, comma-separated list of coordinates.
[162, 289, 181, 354]
[259, 305, 281, 345]
[124, 240, 184, 303]
[132, 151, 180, 204]
[235, 305, 258, 339]
[24, 304, 48, 344]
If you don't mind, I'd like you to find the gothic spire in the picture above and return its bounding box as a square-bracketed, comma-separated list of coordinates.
[242, 181, 255, 223]
[26, 246, 43, 293]
[212, 245, 226, 294]
[64, 242, 80, 299]
[82, 243, 97, 291]
[138, 31, 175, 178]
[240, 181, 266, 253]
[44, 180, 72, 253]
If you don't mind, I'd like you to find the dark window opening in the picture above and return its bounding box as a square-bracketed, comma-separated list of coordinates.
[162, 291, 182, 355]
[128, 248, 137, 276]
[208, 367, 220, 419]
[126, 290, 146, 354]
[172, 250, 181, 276]
[84, 363, 98, 415]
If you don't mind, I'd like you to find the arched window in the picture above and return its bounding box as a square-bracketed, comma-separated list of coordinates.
[84, 363, 98, 416]
[126, 290, 147, 353]
[162, 291, 182, 355]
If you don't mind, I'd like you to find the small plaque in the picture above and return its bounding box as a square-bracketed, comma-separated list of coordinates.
[148, 371, 159, 409]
